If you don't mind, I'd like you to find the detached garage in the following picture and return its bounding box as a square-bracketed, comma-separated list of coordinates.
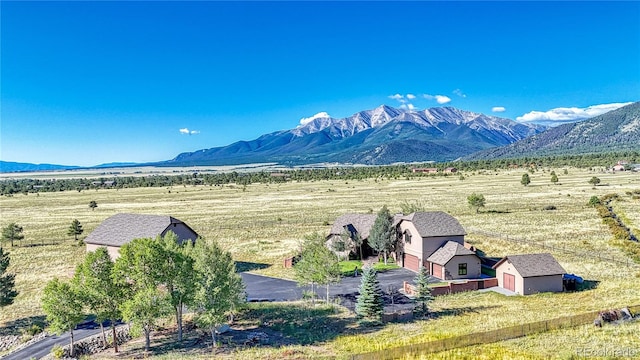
[493, 253, 566, 295]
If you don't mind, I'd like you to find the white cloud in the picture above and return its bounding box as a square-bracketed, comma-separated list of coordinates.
[422, 94, 451, 104]
[179, 128, 200, 135]
[435, 95, 451, 104]
[516, 102, 633, 123]
[299, 111, 331, 125]
[406, 94, 416, 100]
[453, 89, 467, 98]
[388, 94, 404, 101]
[492, 106, 506, 113]
[400, 103, 416, 111]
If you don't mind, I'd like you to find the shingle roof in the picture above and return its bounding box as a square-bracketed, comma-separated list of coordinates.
[426, 241, 477, 265]
[84, 213, 190, 247]
[329, 214, 377, 240]
[400, 211, 466, 237]
[493, 253, 566, 277]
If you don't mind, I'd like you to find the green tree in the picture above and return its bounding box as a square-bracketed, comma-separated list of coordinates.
[113, 237, 171, 351]
[352, 232, 364, 261]
[159, 232, 197, 342]
[89, 200, 98, 211]
[589, 176, 601, 186]
[333, 230, 350, 261]
[0, 247, 18, 307]
[42, 279, 85, 357]
[368, 206, 395, 264]
[355, 266, 383, 323]
[563, 169, 568, 175]
[521, 173, 531, 187]
[551, 173, 559, 184]
[67, 219, 84, 243]
[121, 286, 171, 351]
[467, 193, 486, 214]
[2, 223, 24, 247]
[588, 196, 601, 207]
[73, 247, 124, 352]
[294, 233, 341, 303]
[413, 266, 433, 318]
[190, 238, 245, 348]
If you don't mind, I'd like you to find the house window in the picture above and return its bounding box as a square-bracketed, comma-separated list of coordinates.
[458, 263, 467, 275]
[404, 231, 412, 244]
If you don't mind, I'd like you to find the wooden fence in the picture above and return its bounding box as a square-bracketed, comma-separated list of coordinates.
[350, 305, 640, 360]
[404, 278, 498, 297]
[468, 227, 639, 268]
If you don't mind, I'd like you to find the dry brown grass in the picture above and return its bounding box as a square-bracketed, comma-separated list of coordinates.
[1, 167, 639, 358]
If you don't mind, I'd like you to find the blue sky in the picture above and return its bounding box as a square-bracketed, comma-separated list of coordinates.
[2, 1, 639, 166]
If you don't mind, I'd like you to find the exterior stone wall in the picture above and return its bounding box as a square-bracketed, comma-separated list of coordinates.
[1, 332, 48, 355]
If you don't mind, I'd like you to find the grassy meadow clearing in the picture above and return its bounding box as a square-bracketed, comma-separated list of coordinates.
[1, 167, 639, 358]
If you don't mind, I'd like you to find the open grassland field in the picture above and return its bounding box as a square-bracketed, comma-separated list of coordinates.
[1, 168, 639, 358]
[408, 320, 640, 360]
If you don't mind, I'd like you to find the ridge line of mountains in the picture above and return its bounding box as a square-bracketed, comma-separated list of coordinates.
[2, 102, 639, 172]
[166, 105, 546, 166]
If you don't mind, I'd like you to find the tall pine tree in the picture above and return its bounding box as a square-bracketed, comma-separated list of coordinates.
[67, 219, 84, 243]
[355, 266, 384, 324]
[0, 247, 18, 307]
[413, 265, 433, 318]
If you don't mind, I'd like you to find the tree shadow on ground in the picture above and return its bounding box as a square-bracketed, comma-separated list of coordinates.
[235, 261, 270, 272]
[573, 279, 599, 292]
[130, 303, 363, 357]
[0, 315, 46, 336]
[484, 209, 511, 214]
[430, 305, 500, 319]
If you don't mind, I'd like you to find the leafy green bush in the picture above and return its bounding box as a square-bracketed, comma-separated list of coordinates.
[588, 196, 601, 207]
[50, 344, 64, 359]
[25, 323, 43, 336]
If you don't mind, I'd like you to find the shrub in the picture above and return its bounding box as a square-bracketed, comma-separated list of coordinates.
[588, 196, 601, 207]
[51, 344, 65, 359]
[24, 324, 43, 336]
[543, 205, 557, 211]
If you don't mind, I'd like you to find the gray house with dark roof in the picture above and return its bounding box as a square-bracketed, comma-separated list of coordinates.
[395, 211, 467, 272]
[493, 253, 566, 295]
[84, 213, 199, 259]
[426, 241, 481, 280]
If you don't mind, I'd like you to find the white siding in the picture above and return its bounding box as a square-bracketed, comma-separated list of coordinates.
[85, 243, 121, 260]
[443, 254, 481, 280]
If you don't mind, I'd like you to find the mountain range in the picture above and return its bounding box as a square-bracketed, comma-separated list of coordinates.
[165, 105, 546, 166]
[3, 102, 638, 173]
[465, 101, 640, 160]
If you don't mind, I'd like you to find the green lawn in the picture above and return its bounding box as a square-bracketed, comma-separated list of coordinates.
[338, 260, 399, 276]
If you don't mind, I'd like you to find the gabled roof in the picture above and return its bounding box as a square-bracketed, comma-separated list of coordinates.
[426, 241, 477, 265]
[329, 214, 377, 240]
[492, 253, 566, 277]
[84, 213, 195, 247]
[398, 211, 466, 237]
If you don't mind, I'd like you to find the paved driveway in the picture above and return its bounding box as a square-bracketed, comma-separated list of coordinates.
[3, 269, 418, 360]
[241, 272, 309, 301]
[241, 268, 419, 302]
